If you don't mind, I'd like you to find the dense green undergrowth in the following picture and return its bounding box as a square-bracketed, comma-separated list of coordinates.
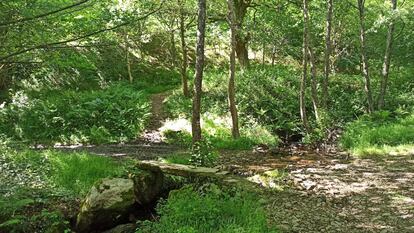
[137, 185, 278, 233]
[341, 111, 414, 157]
[165, 64, 414, 151]
[0, 83, 151, 145]
[0, 146, 129, 232]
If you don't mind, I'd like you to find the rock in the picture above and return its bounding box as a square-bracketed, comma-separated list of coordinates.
[131, 168, 164, 205]
[76, 178, 136, 233]
[102, 223, 136, 233]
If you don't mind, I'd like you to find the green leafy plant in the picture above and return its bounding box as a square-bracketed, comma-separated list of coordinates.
[136, 185, 278, 233]
[190, 139, 218, 167]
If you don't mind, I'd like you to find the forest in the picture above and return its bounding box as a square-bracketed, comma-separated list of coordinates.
[0, 0, 413, 232]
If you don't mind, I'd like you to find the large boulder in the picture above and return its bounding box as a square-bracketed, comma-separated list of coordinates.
[76, 178, 136, 233]
[131, 168, 164, 205]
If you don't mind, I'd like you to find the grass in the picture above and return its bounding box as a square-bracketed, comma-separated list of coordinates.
[0, 147, 129, 232]
[162, 153, 192, 165]
[341, 112, 414, 157]
[46, 151, 127, 195]
[137, 185, 278, 233]
[161, 114, 278, 150]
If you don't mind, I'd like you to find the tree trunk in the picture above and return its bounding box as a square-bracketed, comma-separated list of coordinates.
[179, 3, 190, 97]
[233, 0, 251, 68]
[323, 0, 333, 108]
[235, 37, 249, 68]
[169, 22, 178, 70]
[192, 0, 207, 144]
[358, 0, 374, 113]
[308, 46, 320, 123]
[124, 30, 133, 83]
[227, 0, 240, 139]
[377, 0, 397, 109]
[301, 0, 310, 131]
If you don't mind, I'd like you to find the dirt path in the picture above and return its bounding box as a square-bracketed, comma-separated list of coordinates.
[56, 92, 182, 159]
[220, 151, 414, 232]
[139, 92, 169, 143]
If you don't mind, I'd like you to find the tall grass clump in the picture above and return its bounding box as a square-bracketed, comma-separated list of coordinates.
[341, 111, 414, 156]
[137, 185, 278, 233]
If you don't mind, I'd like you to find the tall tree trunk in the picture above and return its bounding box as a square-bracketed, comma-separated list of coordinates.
[308, 46, 320, 122]
[169, 22, 178, 70]
[227, 0, 240, 139]
[124, 29, 133, 83]
[192, 0, 207, 144]
[378, 0, 397, 109]
[301, 0, 310, 131]
[358, 0, 374, 113]
[233, 0, 251, 68]
[303, 1, 320, 123]
[323, 0, 333, 108]
[179, 2, 190, 97]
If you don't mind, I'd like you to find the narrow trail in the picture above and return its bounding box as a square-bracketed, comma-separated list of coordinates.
[139, 92, 169, 144]
[57, 92, 182, 159]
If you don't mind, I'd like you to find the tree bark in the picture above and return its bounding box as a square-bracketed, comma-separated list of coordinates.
[179, 2, 190, 97]
[227, 0, 240, 139]
[169, 20, 178, 70]
[377, 0, 397, 109]
[233, 0, 251, 68]
[308, 46, 320, 123]
[192, 0, 207, 144]
[323, 0, 333, 108]
[357, 0, 374, 113]
[301, 0, 310, 131]
[124, 30, 133, 83]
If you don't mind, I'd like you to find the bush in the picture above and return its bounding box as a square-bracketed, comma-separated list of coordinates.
[137, 185, 278, 233]
[340, 111, 414, 156]
[0, 83, 151, 144]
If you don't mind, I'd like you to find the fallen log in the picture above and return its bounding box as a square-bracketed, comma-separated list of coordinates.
[136, 160, 256, 189]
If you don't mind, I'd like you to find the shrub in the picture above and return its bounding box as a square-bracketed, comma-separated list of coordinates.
[137, 185, 278, 233]
[341, 111, 414, 156]
[0, 83, 151, 144]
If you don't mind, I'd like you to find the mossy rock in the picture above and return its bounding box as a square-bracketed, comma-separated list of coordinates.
[76, 178, 135, 233]
[130, 168, 164, 205]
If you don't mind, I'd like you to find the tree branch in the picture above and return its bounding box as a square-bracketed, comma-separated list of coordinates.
[0, 23, 128, 61]
[0, 0, 165, 61]
[0, 0, 91, 27]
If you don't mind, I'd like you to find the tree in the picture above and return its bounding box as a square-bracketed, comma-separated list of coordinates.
[124, 29, 133, 83]
[227, 0, 240, 139]
[357, 0, 374, 113]
[233, 0, 252, 68]
[300, 0, 310, 131]
[323, 0, 333, 108]
[192, 0, 207, 144]
[308, 46, 320, 123]
[178, 0, 190, 97]
[377, 0, 397, 109]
